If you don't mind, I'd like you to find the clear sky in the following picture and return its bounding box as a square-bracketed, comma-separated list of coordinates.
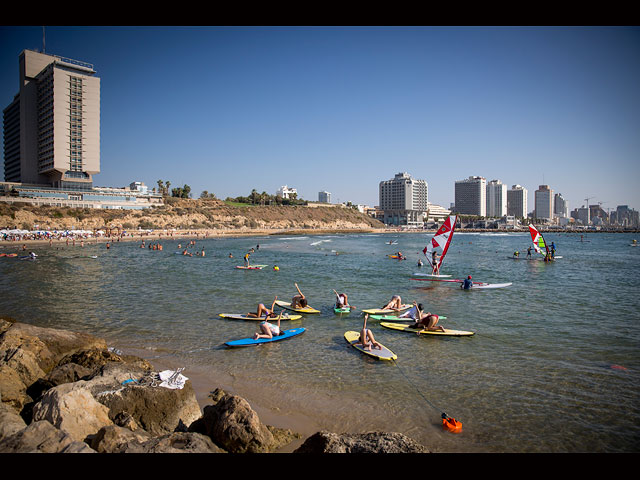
[1, 25, 639, 213]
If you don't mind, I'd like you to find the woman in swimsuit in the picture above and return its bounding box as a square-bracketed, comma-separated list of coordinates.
[253, 312, 285, 340]
[355, 314, 382, 351]
[247, 296, 278, 319]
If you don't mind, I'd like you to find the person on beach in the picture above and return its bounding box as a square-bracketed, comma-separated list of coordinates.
[461, 276, 473, 290]
[333, 290, 354, 310]
[253, 311, 285, 340]
[381, 295, 403, 311]
[355, 314, 382, 352]
[247, 296, 279, 319]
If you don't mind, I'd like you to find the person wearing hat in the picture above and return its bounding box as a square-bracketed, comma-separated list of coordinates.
[461, 275, 473, 290]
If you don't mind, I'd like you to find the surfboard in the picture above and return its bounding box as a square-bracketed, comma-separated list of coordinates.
[344, 331, 397, 361]
[235, 265, 268, 270]
[387, 255, 406, 260]
[275, 300, 320, 314]
[225, 327, 306, 347]
[380, 322, 474, 337]
[469, 282, 512, 289]
[361, 304, 412, 315]
[219, 313, 302, 321]
[368, 314, 447, 321]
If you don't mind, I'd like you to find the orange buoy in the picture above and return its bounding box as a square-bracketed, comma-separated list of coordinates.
[442, 414, 462, 433]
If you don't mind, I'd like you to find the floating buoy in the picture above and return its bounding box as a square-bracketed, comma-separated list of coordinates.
[273, 266, 279, 271]
[442, 413, 462, 433]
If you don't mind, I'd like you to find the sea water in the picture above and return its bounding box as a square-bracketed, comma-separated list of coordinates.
[1, 232, 639, 452]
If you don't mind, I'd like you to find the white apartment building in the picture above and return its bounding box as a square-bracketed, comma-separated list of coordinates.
[276, 185, 297, 199]
[535, 185, 554, 220]
[554, 193, 569, 218]
[486, 179, 507, 218]
[454, 176, 486, 216]
[379, 172, 428, 226]
[318, 191, 331, 203]
[507, 184, 528, 218]
[3, 49, 100, 189]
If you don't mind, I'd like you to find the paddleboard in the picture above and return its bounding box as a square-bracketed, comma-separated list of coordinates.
[334, 306, 352, 314]
[469, 282, 512, 289]
[387, 255, 406, 260]
[412, 273, 452, 277]
[225, 327, 306, 347]
[219, 313, 302, 321]
[362, 304, 412, 315]
[344, 331, 397, 361]
[380, 322, 474, 337]
[368, 314, 447, 321]
[235, 265, 268, 270]
[275, 300, 320, 314]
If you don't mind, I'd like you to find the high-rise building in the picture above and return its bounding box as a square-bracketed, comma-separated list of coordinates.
[535, 185, 554, 220]
[318, 191, 331, 203]
[486, 179, 507, 218]
[554, 193, 569, 218]
[3, 49, 100, 189]
[379, 172, 428, 226]
[454, 176, 486, 216]
[507, 184, 528, 218]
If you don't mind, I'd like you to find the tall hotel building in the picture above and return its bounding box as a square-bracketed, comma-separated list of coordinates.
[454, 176, 486, 216]
[507, 184, 528, 218]
[3, 49, 100, 189]
[534, 185, 554, 220]
[379, 172, 428, 226]
[486, 179, 507, 218]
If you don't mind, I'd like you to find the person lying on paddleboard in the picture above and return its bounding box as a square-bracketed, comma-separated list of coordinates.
[253, 312, 285, 340]
[355, 314, 382, 352]
[291, 283, 308, 308]
[398, 301, 423, 320]
[333, 290, 355, 310]
[247, 296, 279, 319]
[410, 308, 445, 333]
[381, 295, 402, 311]
[461, 276, 473, 290]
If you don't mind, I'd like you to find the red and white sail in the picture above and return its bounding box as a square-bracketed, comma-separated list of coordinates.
[528, 224, 549, 255]
[423, 215, 457, 272]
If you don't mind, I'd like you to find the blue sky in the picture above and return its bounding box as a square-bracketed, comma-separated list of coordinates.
[1, 25, 639, 213]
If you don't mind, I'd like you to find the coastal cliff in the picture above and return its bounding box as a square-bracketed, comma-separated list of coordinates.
[0, 198, 384, 234]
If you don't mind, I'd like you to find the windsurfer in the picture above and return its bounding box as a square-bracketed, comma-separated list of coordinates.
[461, 276, 473, 290]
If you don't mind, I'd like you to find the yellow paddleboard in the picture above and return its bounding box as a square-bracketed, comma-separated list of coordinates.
[344, 331, 397, 361]
[361, 304, 412, 315]
[380, 322, 474, 336]
[275, 300, 320, 314]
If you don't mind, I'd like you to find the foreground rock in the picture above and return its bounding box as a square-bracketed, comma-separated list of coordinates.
[0, 318, 431, 453]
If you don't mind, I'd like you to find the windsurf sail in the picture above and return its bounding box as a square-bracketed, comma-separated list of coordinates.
[423, 215, 458, 274]
[528, 224, 550, 256]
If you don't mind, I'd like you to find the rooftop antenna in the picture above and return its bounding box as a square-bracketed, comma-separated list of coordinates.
[42, 26, 45, 53]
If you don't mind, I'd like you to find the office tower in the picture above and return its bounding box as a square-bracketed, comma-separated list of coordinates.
[507, 184, 528, 218]
[3, 49, 100, 189]
[454, 176, 486, 216]
[486, 179, 507, 218]
[379, 172, 428, 226]
[535, 185, 554, 219]
[554, 193, 569, 218]
[318, 191, 331, 203]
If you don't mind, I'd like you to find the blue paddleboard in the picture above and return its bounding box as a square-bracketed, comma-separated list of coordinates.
[225, 327, 306, 347]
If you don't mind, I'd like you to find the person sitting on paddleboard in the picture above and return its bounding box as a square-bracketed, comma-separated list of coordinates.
[253, 312, 285, 340]
[381, 295, 402, 311]
[355, 314, 382, 352]
[461, 276, 473, 290]
[247, 296, 279, 319]
[291, 283, 308, 308]
[333, 289, 354, 310]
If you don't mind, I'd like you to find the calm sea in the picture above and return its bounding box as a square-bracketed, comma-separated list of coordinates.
[1, 231, 639, 452]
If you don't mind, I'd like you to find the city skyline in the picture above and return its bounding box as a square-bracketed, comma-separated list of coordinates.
[1, 26, 639, 212]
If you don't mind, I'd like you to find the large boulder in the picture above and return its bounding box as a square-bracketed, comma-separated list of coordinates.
[294, 431, 431, 453]
[0, 419, 96, 453]
[90, 425, 223, 453]
[0, 402, 27, 441]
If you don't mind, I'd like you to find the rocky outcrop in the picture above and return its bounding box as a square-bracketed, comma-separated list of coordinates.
[0, 319, 431, 453]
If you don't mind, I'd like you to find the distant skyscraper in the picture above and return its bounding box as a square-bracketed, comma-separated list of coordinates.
[318, 191, 331, 203]
[554, 193, 568, 218]
[535, 185, 554, 220]
[3, 49, 100, 188]
[486, 179, 507, 218]
[454, 176, 486, 216]
[507, 184, 528, 218]
[379, 172, 428, 226]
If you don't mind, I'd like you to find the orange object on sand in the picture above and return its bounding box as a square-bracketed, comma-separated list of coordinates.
[442, 415, 462, 433]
